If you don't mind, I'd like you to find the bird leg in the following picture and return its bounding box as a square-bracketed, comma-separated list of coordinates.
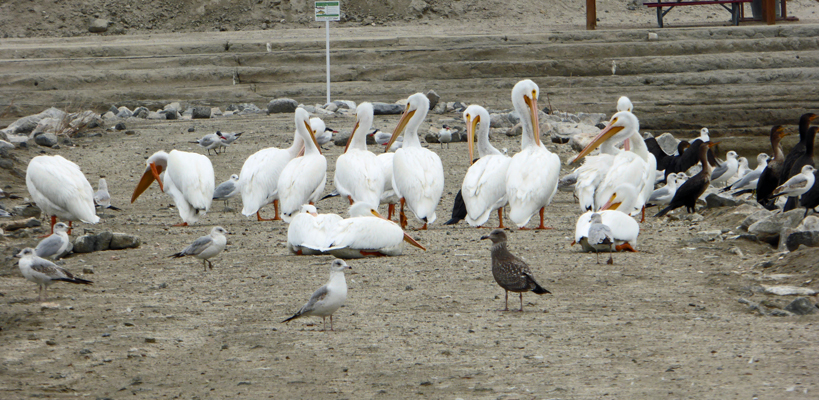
[359, 250, 386, 257]
[399, 198, 408, 230]
[535, 207, 552, 230]
[519, 293, 524, 312]
[499, 291, 510, 311]
[640, 205, 646, 223]
[172, 222, 189, 227]
[68, 221, 73, 235]
[497, 208, 505, 229]
[330, 315, 334, 332]
[50, 216, 57, 234]
[615, 242, 638, 252]
[347, 196, 353, 205]
[419, 223, 427, 230]
[387, 204, 395, 221]
[272, 199, 282, 221]
[596, 250, 600, 264]
[256, 211, 273, 222]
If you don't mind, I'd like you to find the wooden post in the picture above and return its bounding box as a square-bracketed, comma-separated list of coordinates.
[762, 0, 775, 24]
[586, 0, 596, 30]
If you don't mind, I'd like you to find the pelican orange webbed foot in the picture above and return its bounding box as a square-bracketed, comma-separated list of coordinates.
[615, 242, 638, 252]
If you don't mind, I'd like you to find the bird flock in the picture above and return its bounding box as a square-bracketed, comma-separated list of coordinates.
[13, 78, 819, 329]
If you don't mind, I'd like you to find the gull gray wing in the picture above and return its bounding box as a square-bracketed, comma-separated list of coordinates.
[648, 187, 671, 203]
[710, 162, 730, 181]
[301, 284, 330, 314]
[213, 181, 236, 199]
[35, 235, 66, 259]
[182, 235, 214, 256]
[30, 257, 70, 279]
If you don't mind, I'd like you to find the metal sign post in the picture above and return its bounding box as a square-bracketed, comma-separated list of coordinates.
[315, 1, 340, 104]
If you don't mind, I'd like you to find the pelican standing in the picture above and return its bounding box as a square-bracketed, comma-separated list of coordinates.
[26, 155, 99, 234]
[334, 103, 385, 207]
[461, 105, 511, 228]
[384, 93, 444, 230]
[237, 118, 306, 221]
[277, 109, 327, 222]
[131, 150, 214, 226]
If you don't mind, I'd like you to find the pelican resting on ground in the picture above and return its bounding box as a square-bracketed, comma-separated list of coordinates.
[26, 155, 99, 234]
[574, 183, 640, 253]
[287, 204, 343, 255]
[131, 150, 214, 226]
[321, 202, 426, 258]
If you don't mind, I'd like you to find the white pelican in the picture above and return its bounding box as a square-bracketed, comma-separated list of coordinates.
[571, 110, 656, 222]
[287, 204, 343, 255]
[277, 109, 327, 222]
[334, 103, 385, 207]
[376, 152, 399, 220]
[574, 183, 640, 253]
[505, 80, 561, 229]
[323, 202, 426, 258]
[26, 155, 99, 234]
[131, 150, 215, 226]
[617, 96, 633, 112]
[461, 105, 511, 228]
[237, 118, 306, 221]
[384, 93, 444, 230]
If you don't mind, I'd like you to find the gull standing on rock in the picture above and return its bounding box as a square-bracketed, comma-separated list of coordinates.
[213, 174, 240, 212]
[587, 213, 615, 264]
[35, 222, 73, 260]
[93, 178, 120, 212]
[385, 93, 444, 230]
[131, 150, 214, 226]
[461, 105, 511, 228]
[481, 229, 550, 312]
[16, 248, 92, 301]
[283, 259, 352, 331]
[710, 151, 739, 187]
[772, 165, 816, 201]
[26, 155, 99, 234]
[438, 125, 453, 149]
[169, 226, 228, 270]
[277, 110, 327, 222]
[506, 80, 561, 229]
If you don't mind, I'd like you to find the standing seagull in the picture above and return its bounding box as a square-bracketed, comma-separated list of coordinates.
[438, 125, 453, 149]
[480, 229, 550, 312]
[213, 174, 240, 212]
[506, 80, 561, 229]
[384, 93, 445, 230]
[587, 213, 615, 265]
[217, 131, 243, 153]
[169, 226, 228, 270]
[192, 132, 225, 155]
[16, 248, 92, 301]
[131, 150, 215, 226]
[283, 259, 352, 331]
[772, 165, 816, 200]
[93, 178, 120, 211]
[26, 155, 99, 234]
[709, 151, 739, 187]
[35, 222, 72, 260]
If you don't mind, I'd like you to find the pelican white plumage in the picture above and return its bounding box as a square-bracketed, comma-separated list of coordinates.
[277, 109, 327, 222]
[237, 117, 305, 221]
[287, 204, 343, 255]
[323, 202, 426, 258]
[334, 103, 385, 207]
[571, 110, 656, 222]
[131, 150, 214, 226]
[461, 105, 511, 228]
[26, 155, 99, 234]
[375, 152, 399, 220]
[617, 96, 633, 112]
[385, 93, 444, 230]
[574, 183, 640, 253]
[505, 80, 561, 229]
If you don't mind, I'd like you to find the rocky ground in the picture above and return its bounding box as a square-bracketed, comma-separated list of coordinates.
[2, 1, 819, 398]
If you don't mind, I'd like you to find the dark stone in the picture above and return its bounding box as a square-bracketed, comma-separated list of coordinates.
[73, 235, 97, 253]
[191, 107, 211, 119]
[95, 231, 113, 251]
[110, 233, 140, 250]
[266, 98, 298, 114]
[108, 105, 118, 114]
[372, 102, 404, 115]
[424, 133, 438, 143]
[452, 102, 467, 112]
[116, 108, 132, 119]
[785, 230, 819, 252]
[132, 107, 149, 118]
[115, 122, 126, 131]
[160, 110, 178, 120]
[89, 19, 110, 33]
[188, 127, 196, 133]
[61, 137, 73, 146]
[34, 133, 58, 147]
[237, 103, 263, 115]
[426, 90, 440, 110]
[784, 297, 818, 315]
[705, 193, 744, 208]
[333, 131, 350, 147]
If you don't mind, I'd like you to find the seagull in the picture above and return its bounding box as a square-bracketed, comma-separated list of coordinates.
[217, 131, 243, 153]
[772, 165, 816, 200]
[438, 125, 453, 149]
[192, 132, 226, 156]
[282, 259, 351, 331]
[213, 174, 240, 212]
[710, 150, 739, 187]
[370, 129, 403, 152]
[35, 222, 73, 260]
[16, 248, 92, 301]
[169, 226, 228, 270]
[316, 124, 338, 147]
[587, 213, 615, 265]
[93, 178, 120, 212]
[646, 172, 681, 207]
[721, 153, 769, 194]
[480, 229, 550, 312]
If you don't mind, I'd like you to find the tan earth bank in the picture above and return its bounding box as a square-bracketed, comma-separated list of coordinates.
[3, 1, 819, 399]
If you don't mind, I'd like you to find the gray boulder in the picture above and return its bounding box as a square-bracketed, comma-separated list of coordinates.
[73, 231, 139, 253]
[784, 297, 818, 315]
[506, 124, 522, 137]
[705, 193, 745, 208]
[160, 110, 178, 120]
[147, 111, 165, 120]
[192, 107, 211, 119]
[785, 230, 819, 252]
[655, 133, 680, 156]
[267, 98, 298, 114]
[34, 133, 58, 148]
[116, 107, 132, 119]
[748, 209, 806, 244]
[372, 102, 404, 115]
[72, 235, 97, 253]
[740, 209, 773, 231]
[576, 112, 607, 127]
[333, 100, 356, 110]
[425, 132, 439, 143]
[1, 107, 66, 136]
[132, 107, 149, 118]
[110, 233, 140, 249]
[89, 19, 110, 33]
[426, 90, 440, 110]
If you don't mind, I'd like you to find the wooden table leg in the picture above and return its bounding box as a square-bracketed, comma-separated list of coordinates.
[586, 0, 596, 30]
[762, 0, 776, 25]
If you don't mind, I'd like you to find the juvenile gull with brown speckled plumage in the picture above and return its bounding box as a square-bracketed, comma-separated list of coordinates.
[481, 229, 550, 311]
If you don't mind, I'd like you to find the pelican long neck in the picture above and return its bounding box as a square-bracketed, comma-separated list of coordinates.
[600, 140, 620, 156]
[287, 132, 305, 158]
[402, 114, 423, 149]
[627, 130, 649, 161]
[350, 120, 371, 152]
[303, 135, 321, 156]
[477, 119, 502, 157]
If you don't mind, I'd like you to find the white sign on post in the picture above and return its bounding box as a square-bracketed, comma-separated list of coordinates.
[315, 1, 340, 104]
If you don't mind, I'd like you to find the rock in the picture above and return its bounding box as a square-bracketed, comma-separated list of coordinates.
[1, 107, 66, 136]
[160, 110, 178, 120]
[73, 235, 97, 253]
[784, 297, 818, 315]
[763, 285, 819, 296]
[409, 0, 429, 16]
[191, 107, 211, 119]
[748, 209, 806, 244]
[705, 193, 745, 208]
[785, 230, 819, 251]
[696, 230, 723, 242]
[333, 131, 351, 147]
[740, 209, 773, 231]
[236, 103, 263, 115]
[89, 18, 110, 33]
[655, 133, 680, 155]
[116, 107, 132, 119]
[680, 213, 704, 222]
[132, 107, 149, 118]
[576, 112, 606, 127]
[648, 32, 659, 41]
[372, 102, 404, 115]
[34, 133, 58, 147]
[266, 98, 298, 114]
[96, 231, 113, 251]
[796, 215, 819, 231]
[323, 103, 338, 113]
[551, 122, 599, 148]
[425, 90, 440, 110]
[115, 122, 126, 131]
[506, 124, 522, 137]
[102, 111, 116, 120]
[489, 112, 518, 129]
[110, 233, 140, 250]
[332, 100, 356, 110]
[146, 111, 165, 120]
[569, 131, 597, 152]
[31, 117, 61, 136]
[425, 133, 439, 143]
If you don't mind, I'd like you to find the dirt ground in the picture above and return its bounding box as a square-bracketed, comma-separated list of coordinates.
[2, 1, 819, 398]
